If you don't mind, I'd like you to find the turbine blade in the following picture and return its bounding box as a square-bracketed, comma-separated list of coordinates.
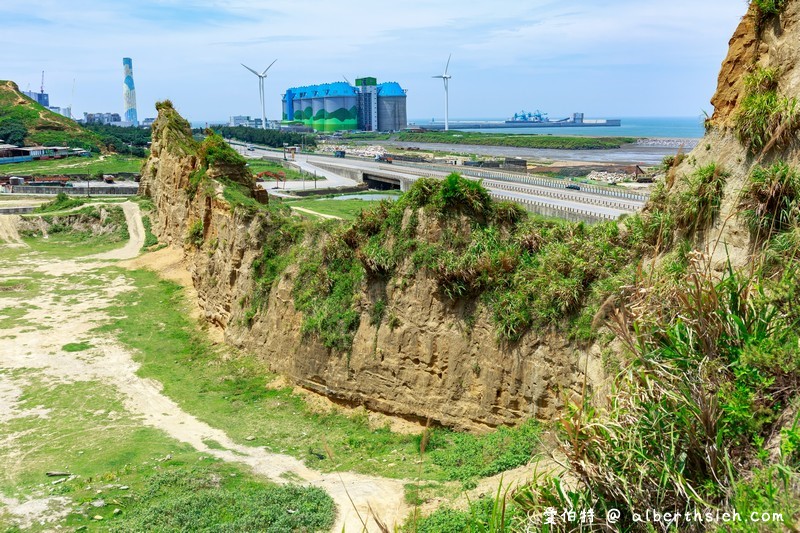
[444, 53, 451, 75]
[432, 75, 444, 78]
[261, 58, 278, 76]
[241, 63, 260, 76]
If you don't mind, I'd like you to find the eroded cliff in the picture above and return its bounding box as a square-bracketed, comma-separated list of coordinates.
[670, 0, 800, 269]
[140, 104, 606, 431]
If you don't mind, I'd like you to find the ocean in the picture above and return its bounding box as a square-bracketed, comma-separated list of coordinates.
[196, 116, 705, 139]
[407, 116, 706, 139]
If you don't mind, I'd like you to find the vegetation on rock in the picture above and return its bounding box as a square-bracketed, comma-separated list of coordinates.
[734, 67, 800, 154]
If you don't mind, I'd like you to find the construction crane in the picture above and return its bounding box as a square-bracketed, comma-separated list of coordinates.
[40, 71, 45, 95]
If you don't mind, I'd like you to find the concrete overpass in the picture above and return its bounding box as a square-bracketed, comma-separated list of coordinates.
[233, 141, 648, 223]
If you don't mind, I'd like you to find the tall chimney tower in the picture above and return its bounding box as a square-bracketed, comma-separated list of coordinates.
[123, 58, 138, 126]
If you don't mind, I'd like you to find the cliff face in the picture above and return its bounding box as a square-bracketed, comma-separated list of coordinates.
[669, 1, 800, 269]
[142, 105, 602, 432]
[139, 102, 200, 244]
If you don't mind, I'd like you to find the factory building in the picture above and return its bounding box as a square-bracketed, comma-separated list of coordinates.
[281, 77, 407, 132]
[229, 115, 264, 128]
[23, 90, 49, 107]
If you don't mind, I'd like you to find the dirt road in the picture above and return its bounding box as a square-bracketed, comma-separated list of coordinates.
[0, 202, 409, 531]
[0, 215, 24, 247]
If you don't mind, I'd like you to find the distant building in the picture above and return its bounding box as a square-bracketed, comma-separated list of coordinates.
[23, 90, 49, 107]
[123, 57, 139, 127]
[141, 117, 156, 128]
[84, 112, 122, 124]
[281, 76, 407, 133]
[229, 115, 250, 127]
[48, 106, 72, 119]
[229, 115, 263, 128]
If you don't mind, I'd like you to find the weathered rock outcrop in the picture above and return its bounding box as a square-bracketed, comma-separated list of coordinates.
[670, 1, 800, 268]
[141, 104, 602, 432]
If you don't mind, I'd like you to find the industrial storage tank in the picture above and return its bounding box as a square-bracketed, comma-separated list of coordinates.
[282, 89, 295, 121]
[292, 92, 303, 122]
[298, 86, 313, 127]
[376, 82, 407, 132]
[311, 88, 326, 131]
[322, 82, 358, 132]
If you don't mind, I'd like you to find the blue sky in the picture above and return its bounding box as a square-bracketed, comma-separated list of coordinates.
[1, 0, 747, 123]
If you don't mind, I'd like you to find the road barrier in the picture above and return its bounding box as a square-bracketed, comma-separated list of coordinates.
[0, 206, 35, 214]
[10, 186, 140, 196]
[482, 180, 638, 211]
[489, 192, 618, 224]
[395, 161, 650, 202]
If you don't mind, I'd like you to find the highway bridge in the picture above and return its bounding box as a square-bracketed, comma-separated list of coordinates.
[230, 141, 650, 223]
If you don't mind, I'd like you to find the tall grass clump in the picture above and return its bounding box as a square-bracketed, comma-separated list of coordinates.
[514, 254, 800, 530]
[752, 0, 788, 33]
[739, 160, 800, 244]
[672, 163, 728, 234]
[734, 67, 800, 155]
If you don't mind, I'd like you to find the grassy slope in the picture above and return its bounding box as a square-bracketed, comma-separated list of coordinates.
[98, 268, 541, 484]
[0, 80, 103, 150]
[245, 159, 319, 181]
[0, 154, 143, 176]
[285, 197, 386, 220]
[0, 226, 334, 533]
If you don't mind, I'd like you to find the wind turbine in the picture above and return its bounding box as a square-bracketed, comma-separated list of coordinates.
[432, 54, 452, 131]
[241, 59, 277, 130]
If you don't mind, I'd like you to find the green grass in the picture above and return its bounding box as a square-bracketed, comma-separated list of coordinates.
[62, 341, 92, 352]
[141, 215, 158, 248]
[33, 192, 88, 213]
[427, 420, 540, 482]
[0, 233, 334, 532]
[18, 205, 130, 258]
[0, 304, 34, 330]
[0, 154, 143, 176]
[345, 130, 637, 150]
[0, 375, 334, 532]
[106, 469, 334, 533]
[96, 267, 540, 482]
[245, 159, 314, 181]
[286, 198, 390, 220]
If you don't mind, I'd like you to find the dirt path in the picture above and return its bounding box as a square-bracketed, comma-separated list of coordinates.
[291, 206, 343, 220]
[0, 215, 25, 247]
[0, 204, 409, 531]
[92, 201, 145, 260]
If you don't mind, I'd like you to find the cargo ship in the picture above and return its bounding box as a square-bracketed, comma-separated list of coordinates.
[416, 111, 621, 131]
[505, 110, 621, 127]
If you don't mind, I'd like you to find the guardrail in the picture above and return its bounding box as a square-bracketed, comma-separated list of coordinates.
[483, 180, 637, 212]
[0, 206, 35, 214]
[10, 186, 140, 195]
[394, 161, 650, 202]
[489, 192, 618, 223]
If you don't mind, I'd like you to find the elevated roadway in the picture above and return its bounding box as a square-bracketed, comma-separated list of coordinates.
[232, 141, 648, 222]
